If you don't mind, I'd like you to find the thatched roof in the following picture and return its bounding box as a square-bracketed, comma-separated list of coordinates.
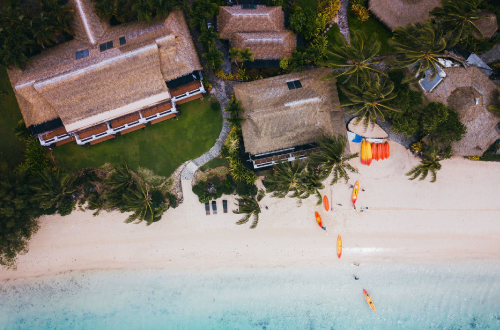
[424, 66, 500, 156]
[234, 68, 347, 155]
[473, 10, 498, 39]
[368, 0, 439, 31]
[8, 10, 201, 129]
[70, 0, 109, 45]
[231, 31, 296, 60]
[217, 6, 285, 39]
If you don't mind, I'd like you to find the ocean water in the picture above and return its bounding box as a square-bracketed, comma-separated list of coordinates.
[1, 262, 500, 330]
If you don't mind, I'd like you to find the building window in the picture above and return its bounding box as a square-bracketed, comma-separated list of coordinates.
[75, 49, 89, 59]
[287, 80, 302, 90]
[242, 4, 256, 8]
[99, 41, 113, 52]
[119, 36, 126, 45]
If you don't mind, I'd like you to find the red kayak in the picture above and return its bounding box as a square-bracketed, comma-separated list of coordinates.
[315, 212, 326, 231]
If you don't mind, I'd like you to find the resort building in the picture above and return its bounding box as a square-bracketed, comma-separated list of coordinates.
[234, 68, 348, 170]
[8, 0, 204, 147]
[217, 5, 296, 67]
[422, 66, 500, 156]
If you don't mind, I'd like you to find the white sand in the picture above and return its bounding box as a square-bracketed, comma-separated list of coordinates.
[2, 142, 500, 281]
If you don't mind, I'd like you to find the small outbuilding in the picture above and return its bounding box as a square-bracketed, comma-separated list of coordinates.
[368, 0, 439, 31]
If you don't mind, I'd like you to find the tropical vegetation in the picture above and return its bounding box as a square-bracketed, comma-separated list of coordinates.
[319, 30, 383, 82]
[0, 0, 74, 69]
[92, 0, 186, 23]
[309, 135, 359, 185]
[234, 190, 265, 229]
[406, 140, 443, 183]
[340, 72, 399, 126]
[487, 88, 500, 113]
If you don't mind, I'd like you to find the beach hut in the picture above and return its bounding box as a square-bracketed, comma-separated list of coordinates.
[234, 68, 349, 170]
[368, 0, 439, 31]
[217, 5, 296, 65]
[7, 0, 204, 147]
[422, 66, 500, 156]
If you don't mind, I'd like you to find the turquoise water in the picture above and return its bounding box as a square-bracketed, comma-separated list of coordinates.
[1, 262, 500, 329]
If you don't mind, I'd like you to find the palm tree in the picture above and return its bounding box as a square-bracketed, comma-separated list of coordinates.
[133, 0, 154, 23]
[340, 72, 399, 127]
[406, 140, 442, 182]
[122, 184, 165, 225]
[104, 162, 136, 209]
[430, 0, 482, 47]
[487, 88, 500, 113]
[233, 189, 265, 229]
[309, 135, 359, 185]
[203, 45, 224, 71]
[388, 21, 465, 81]
[318, 30, 384, 82]
[264, 160, 323, 203]
[32, 169, 76, 211]
[189, 0, 219, 29]
[93, 0, 115, 21]
[198, 25, 219, 48]
[225, 95, 245, 127]
[237, 47, 254, 67]
[228, 47, 240, 66]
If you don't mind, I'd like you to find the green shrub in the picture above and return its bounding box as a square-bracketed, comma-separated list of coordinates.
[192, 174, 235, 203]
[165, 192, 178, 208]
[211, 101, 221, 112]
[235, 180, 258, 197]
[58, 197, 76, 216]
[421, 102, 466, 145]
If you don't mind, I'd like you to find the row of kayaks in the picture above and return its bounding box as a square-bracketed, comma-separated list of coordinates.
[315, 182, 375, 311]
[361, 141, 390, 165]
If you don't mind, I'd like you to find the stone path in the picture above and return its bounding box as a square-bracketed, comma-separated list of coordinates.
[180, 21, 237, 181]
[337, 0, 350, 42]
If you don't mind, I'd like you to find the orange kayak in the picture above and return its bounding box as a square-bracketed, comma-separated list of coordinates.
[323, 195, 329, 212]
[337, 235, 342, 258]
[352, 181, 359, 205]
[378, 143, 384, 160]
[371, 142, 378, 161]
[315, 212, 326, 231]
[384, 141, 390, 158]
[363, 289, 376, 311]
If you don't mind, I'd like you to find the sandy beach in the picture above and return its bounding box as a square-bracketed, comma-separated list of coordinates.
[2, 141, 500, 281]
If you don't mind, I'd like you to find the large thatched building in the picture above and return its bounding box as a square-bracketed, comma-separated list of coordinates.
[234, 68, 348, 170]
[423, 66, 500, 156]
[368, 0, 439, 31]
[217, 5, 296, 63]
[8, 0, 204, 147]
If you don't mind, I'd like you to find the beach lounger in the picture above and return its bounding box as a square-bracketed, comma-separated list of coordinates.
[212, 201, 217, 215]
[223, 200, 228, 213]
[205, 202, 210, 215]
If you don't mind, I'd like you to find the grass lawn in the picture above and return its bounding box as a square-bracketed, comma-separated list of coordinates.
[53, 97, 223, 177]
[293, 0, 318, 12]
[199, 157, 228, 172]
[325, 24, 345, 46]
[348, 8, 394, 55]
[0, 67, 25, 167]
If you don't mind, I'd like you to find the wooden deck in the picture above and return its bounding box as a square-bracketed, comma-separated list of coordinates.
[169, 80, 202, 97]
[151, 113, 176, 124]
[119, 124, 145, 135]
[141, 100, 173, 118]
[175, 93, 203, 105]
[41, 126, 68, 140]
[110, 112, 141, 128]
[89, 134, 114, 145]
[77, 123, 108, 139]
[55, 136, 75, 146]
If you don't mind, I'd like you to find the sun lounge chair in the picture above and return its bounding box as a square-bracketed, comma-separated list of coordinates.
[205, 202, 210, 215]
[212, 201, 217, 215]
[223, 200, 228, 213]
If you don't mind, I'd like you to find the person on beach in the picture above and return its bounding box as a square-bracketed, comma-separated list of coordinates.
[349, 184, 354, 189]
[265, 206, 268, 210]
[354, 275, 359, 280]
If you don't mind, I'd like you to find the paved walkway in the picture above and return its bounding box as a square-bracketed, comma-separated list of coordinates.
[337, 0, 350, 42]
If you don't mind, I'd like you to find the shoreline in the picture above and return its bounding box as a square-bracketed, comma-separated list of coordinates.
[1, 142, 500, 282]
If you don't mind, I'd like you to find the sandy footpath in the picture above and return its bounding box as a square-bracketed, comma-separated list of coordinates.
[1, 142, 500, 281]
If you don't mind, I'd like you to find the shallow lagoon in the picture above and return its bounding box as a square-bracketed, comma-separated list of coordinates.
[1, 261, 499, 330]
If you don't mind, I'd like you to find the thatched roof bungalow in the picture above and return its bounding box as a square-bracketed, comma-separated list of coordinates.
[8, 0, 203, 146]
[423, 66, 500, 156]
[368, 0, 439, 31]
[473, 10, 498, 39]
[217, 5, 296, 62]
[234, 68, 348, 169]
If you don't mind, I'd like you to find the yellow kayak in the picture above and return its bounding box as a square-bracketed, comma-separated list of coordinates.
[352, 181, 359, 205]
[363, 289, 376, 311]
